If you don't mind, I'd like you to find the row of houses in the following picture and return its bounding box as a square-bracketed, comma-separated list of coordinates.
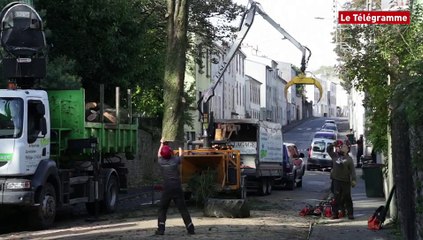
[184, 44, 343, 140]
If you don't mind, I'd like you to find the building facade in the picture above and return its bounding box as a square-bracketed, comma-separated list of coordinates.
[188, 41, 324, 139]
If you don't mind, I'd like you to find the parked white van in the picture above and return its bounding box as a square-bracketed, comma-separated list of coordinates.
[307, 138, 336, 171]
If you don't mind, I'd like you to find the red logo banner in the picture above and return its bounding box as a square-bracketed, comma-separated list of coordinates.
[338, 11, 410, 24]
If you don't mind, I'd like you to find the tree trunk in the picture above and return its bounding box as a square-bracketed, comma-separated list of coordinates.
[410, 125, 423, 240]
[162, 0, 189, 145]
[391, 80, 416, 239]
[391, 109, 415, 239]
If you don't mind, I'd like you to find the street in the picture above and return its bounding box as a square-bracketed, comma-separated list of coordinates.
[0, 117, 344, 239]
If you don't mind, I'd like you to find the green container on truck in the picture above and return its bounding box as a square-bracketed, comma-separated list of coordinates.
[0, 2, 138, 229]
[0, 87, 138, 229]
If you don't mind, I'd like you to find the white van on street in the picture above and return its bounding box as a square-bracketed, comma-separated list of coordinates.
[307, 138, 336, 171]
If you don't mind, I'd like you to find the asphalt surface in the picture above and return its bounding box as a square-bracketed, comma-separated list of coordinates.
[115, 118, 400, 240]
[309, 166, 397, 240]
[0, 116, 398, 239]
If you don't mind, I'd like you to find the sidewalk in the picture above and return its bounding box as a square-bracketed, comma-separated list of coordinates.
[309, 168, 396, 240]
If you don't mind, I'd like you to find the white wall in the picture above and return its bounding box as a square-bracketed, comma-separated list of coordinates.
[349, 87, 365, 138]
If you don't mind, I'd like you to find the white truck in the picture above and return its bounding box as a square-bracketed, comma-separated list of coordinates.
[213, 119, 283, 195]
[0, 3, 138, 229]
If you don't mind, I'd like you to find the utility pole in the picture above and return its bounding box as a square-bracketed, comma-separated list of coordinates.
[386, 74, 397, 219]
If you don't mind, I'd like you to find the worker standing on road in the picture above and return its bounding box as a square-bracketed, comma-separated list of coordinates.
[155, 139, 195, 235]
[328, 140, 357, 219]
[356, 135, 364, 168]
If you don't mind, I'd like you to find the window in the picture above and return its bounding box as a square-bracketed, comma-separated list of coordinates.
[27, 100, 45, 144]
[236, 54, 239, 72]
[314, 132, 336, 140]
[312, 141, 326, 153]
[205, 50, 209, 77]
[0, 98, 23, 138]
[228, 123, 257, 141]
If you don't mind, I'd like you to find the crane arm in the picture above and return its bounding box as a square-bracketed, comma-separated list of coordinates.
[198, 1, 311, 108]
[196, 1, 319, 147]
[199, 2, 258, 106]
[252, 1, 311, 73]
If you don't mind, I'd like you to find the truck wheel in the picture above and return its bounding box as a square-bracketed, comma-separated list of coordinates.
[30, 183, 56, 229]
[204, 198, 250, 218]
[184, 192, 192, 201]
[297, 170, 304, 188]
[286, 181, 295, 190]
[238, 186, 247, 199]
[85, 202, 97, 215]
[286, 174, 295, 190]
[102, 175, 119, 213]
[266, 180, 272, 195]
[258, 179, 267, 196]
[297, 177, 303, 188]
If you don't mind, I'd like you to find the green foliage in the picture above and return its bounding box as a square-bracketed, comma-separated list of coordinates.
[416, 194, 423, 214]
[41, 56, 82, 89]
[188, 0, 245, 71]
[133, 85, 164, 118]
[395, 6, 423, 127]
[335, 2, 423, 154]
[0, 0, 245, 133]
[181, 81, 197, 129]
[187, 169, 217, 206]
[295, 84, 304, 97]
[188, 0, 244, 44]
[38, 0, 167, 103]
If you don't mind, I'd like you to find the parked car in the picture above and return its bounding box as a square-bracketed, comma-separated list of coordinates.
[313, 131, 337, 140]
[281, 143, 305, 190]
[320, 123, 338, 134]
[325, 119, 336, 124]
[307, 138, 336, 171]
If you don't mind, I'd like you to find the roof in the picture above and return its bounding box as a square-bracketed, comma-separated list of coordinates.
[311, 138, 336, 144]
[313, 131, 337, 140]
[214, 119, 282, 129]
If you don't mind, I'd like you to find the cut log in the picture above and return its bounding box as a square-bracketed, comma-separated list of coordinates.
[86, 110, 98, 122]
[103, 112, 117, 124]
[85, 102, 98, 110]
[204, 198, 250, 218]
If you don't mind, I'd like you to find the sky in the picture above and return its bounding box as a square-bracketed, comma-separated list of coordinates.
[233, 0, 340, 72]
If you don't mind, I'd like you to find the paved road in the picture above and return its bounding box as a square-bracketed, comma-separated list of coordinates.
[0, 116, 394, 239]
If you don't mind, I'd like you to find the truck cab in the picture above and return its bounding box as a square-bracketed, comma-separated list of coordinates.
[0, 3, 138, 229]
[0, 89, 49, 177]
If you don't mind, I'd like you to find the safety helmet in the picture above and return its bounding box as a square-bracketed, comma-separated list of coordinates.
[335, 140, 344, 147]
[160, 145, 173, 159]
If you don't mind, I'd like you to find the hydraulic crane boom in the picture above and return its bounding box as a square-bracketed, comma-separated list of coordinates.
[199, 1, 311, 106]
[197, 1, 321, 147]
[253, 1, 311, 73]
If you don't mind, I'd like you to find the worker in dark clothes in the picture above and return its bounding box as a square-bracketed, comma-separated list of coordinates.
[155, 139, 195, 235]
[328, 140, 357, 219]
[356, 135, 364, 168]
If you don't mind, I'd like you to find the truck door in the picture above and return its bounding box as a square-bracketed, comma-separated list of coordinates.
[27, 100, 47, 143]
[25, 100, 49, 169]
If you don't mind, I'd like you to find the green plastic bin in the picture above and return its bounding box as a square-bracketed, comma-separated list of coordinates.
[362, 163, 384, 197]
